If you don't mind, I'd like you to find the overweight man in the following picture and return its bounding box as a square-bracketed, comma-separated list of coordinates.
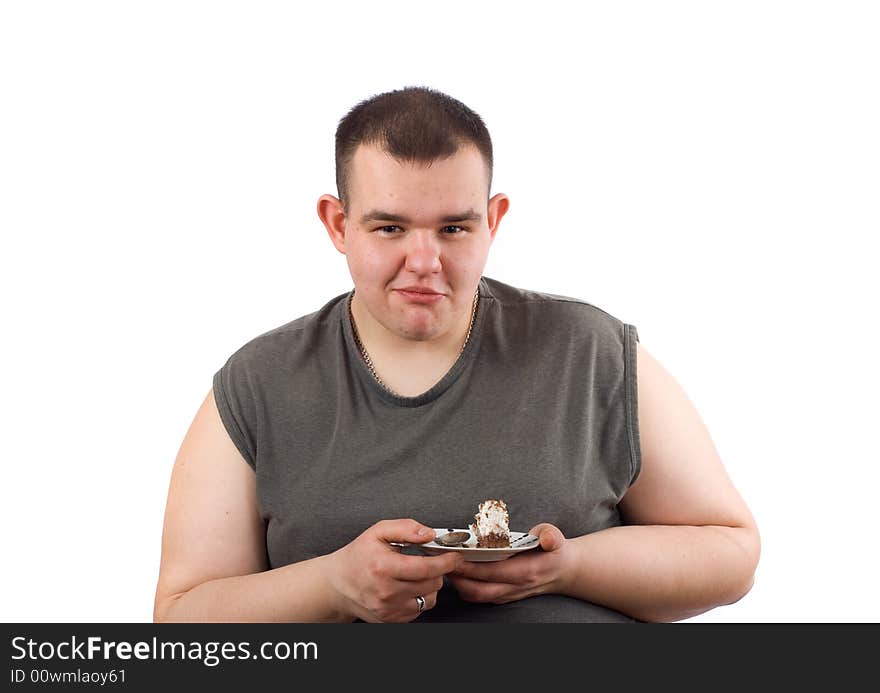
[153, 86, 760, 623]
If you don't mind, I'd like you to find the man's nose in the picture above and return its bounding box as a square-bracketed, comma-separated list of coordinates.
[403, 230, 442, 274]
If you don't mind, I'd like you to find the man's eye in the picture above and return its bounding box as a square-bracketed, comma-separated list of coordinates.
[375, 225, 466, 234]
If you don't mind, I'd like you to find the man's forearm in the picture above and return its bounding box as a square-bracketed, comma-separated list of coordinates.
[558, 524, 759, 622]
[154, 554, 353, 623]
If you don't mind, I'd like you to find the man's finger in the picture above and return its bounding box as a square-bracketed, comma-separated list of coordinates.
[372, 519, 436, 545]
[451, 557, 523, 584]
[529, 523, 565, 552]
[392, 551, 463, 581]
[447, 575, 512, 604]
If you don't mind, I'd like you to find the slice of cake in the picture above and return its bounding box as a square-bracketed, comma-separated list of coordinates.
[469, 499, 510, 548]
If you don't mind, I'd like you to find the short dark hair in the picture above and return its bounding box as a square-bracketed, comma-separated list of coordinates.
[334, 86, 494, 214]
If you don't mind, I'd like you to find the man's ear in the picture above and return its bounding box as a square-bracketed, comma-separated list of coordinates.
[487, 193, 510, 243]
[317, 194, 348, 254]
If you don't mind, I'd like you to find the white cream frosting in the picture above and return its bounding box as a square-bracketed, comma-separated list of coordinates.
[470, 499, 509, 538]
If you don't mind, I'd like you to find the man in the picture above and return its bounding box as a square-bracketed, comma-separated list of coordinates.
[153, 86, 760, 622]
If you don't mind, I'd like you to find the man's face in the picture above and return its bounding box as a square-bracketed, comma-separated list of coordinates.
[328, 143, 508, 344]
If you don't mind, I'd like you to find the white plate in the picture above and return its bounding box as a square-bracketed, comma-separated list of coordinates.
[418, 529, 540, 562]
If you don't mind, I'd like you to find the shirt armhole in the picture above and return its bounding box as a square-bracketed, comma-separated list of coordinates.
[212, 365, 257, 472]
[623, 323, 642, 487]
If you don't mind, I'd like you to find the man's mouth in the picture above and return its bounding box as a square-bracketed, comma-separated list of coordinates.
[395, 287, 446, 303]
[397, 286, 443, 295]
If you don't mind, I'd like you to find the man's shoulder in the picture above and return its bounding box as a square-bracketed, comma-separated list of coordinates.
[482, 276, 632, 337]
[221, 290, 348, 368]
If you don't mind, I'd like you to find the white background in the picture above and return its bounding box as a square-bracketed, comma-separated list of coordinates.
[2, 1, 877, 623]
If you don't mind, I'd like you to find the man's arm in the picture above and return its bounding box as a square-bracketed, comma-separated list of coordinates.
[153, 389, 349, 622]
[154, 389, 459, 623]
[557, 341, 760, 621]
[449, 341, 760, 622]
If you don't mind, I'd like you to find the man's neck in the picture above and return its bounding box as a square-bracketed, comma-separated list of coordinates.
[349, 291, 473, 362]
[348, 291, 477, 397]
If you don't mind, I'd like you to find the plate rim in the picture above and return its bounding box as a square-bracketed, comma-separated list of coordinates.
[421, 528, 539, 552]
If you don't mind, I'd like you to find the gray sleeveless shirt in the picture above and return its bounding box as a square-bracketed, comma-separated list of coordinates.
[213, 276, 642, 622]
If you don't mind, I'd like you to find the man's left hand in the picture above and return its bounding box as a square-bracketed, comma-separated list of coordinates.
[447, 523, 571, 604]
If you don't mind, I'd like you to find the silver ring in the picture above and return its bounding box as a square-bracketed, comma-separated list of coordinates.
[415, 595, 426, 614]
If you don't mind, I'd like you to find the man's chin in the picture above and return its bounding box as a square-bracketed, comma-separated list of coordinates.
[392, 317, 450, 342]
[397, 327, 440, 342]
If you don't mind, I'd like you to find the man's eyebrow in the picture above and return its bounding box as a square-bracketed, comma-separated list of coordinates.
[359, 209, 483, 224]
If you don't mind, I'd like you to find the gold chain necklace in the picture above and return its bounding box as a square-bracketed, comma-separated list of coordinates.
[349, 289, 479, 396]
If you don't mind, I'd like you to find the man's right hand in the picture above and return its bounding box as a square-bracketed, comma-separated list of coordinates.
[325, 519, 463, 622]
